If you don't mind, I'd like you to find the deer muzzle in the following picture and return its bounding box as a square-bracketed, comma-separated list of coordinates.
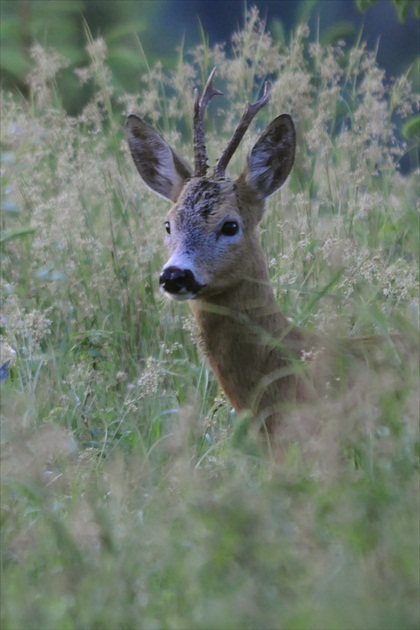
[159, 266, 205, 300]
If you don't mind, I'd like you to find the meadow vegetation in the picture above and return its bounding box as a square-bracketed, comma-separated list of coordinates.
[1, 9, 419, 629]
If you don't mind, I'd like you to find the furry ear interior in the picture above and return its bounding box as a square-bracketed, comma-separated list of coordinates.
[125, 115, 192, 202]
[242, 114, 296, 199]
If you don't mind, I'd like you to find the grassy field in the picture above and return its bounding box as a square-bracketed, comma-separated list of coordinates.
[1, 12, 419, 630]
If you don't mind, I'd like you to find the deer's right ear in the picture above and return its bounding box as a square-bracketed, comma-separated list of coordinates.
[125, 115, 192, 202]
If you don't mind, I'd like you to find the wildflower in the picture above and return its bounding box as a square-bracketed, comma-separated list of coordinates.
[0, 360, 11, 381]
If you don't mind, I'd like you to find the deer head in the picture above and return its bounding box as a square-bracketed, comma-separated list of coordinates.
[125, 68, 296, 303]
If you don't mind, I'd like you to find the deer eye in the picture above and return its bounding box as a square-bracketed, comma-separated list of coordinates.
[221, 221, 239, 236]
[164, 221, 171, 235]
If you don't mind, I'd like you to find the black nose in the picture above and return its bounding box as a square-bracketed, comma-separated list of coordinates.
[159, 266, 203, 295]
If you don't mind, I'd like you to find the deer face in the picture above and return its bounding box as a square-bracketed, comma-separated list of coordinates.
[125, 70, 295, 302]
[161, 176, 256, 300]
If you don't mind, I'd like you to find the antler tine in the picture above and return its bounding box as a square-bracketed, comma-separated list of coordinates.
[214, 81, 271, 178]
[193, 67, 223, 177]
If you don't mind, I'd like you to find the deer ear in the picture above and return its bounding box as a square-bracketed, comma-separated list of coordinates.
[242, 114, 295, 199]
[125, 115, 192, 202]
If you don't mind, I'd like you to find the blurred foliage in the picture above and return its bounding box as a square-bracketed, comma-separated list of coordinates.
[262, 0, 357, 47]
[403, 113, 420, 140]
[0, 0, 165, 113]
[356, 0, 420, 21]
[1, 0, 419, 117]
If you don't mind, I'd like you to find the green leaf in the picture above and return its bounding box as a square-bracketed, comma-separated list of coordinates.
[402, 114, 420, 141]
[321, 22, 357, 46]
[0, 226, 36, 245]
[297, 0, 321, 24]
[356, 0, 377, 12]
[356, 0, 420, 21]
[394, 0, 411, 22]
[0, 49, 31, 78]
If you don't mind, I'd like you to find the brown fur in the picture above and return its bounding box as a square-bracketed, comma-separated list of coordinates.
[186, 179, 314, 430]
[125, 107, 317, 433]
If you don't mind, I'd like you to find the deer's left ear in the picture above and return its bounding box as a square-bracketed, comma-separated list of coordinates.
[241, 114, 296, 199]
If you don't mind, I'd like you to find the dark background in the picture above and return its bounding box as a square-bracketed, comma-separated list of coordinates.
[141, 0, 419, 75]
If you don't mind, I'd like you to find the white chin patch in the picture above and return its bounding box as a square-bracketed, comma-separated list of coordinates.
[162, 289, 195, 301]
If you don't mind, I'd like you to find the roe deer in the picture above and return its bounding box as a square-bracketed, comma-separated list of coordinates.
[125, 68, 317, 433]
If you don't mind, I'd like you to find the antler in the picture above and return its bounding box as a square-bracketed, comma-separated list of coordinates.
[214, 81, 271, 178]
[193, 67, 223, 177]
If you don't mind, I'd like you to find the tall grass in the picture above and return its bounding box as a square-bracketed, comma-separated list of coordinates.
[1, 9, 419, 629]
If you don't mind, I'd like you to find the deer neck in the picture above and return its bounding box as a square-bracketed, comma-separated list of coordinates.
[189, 244, 310, 414]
